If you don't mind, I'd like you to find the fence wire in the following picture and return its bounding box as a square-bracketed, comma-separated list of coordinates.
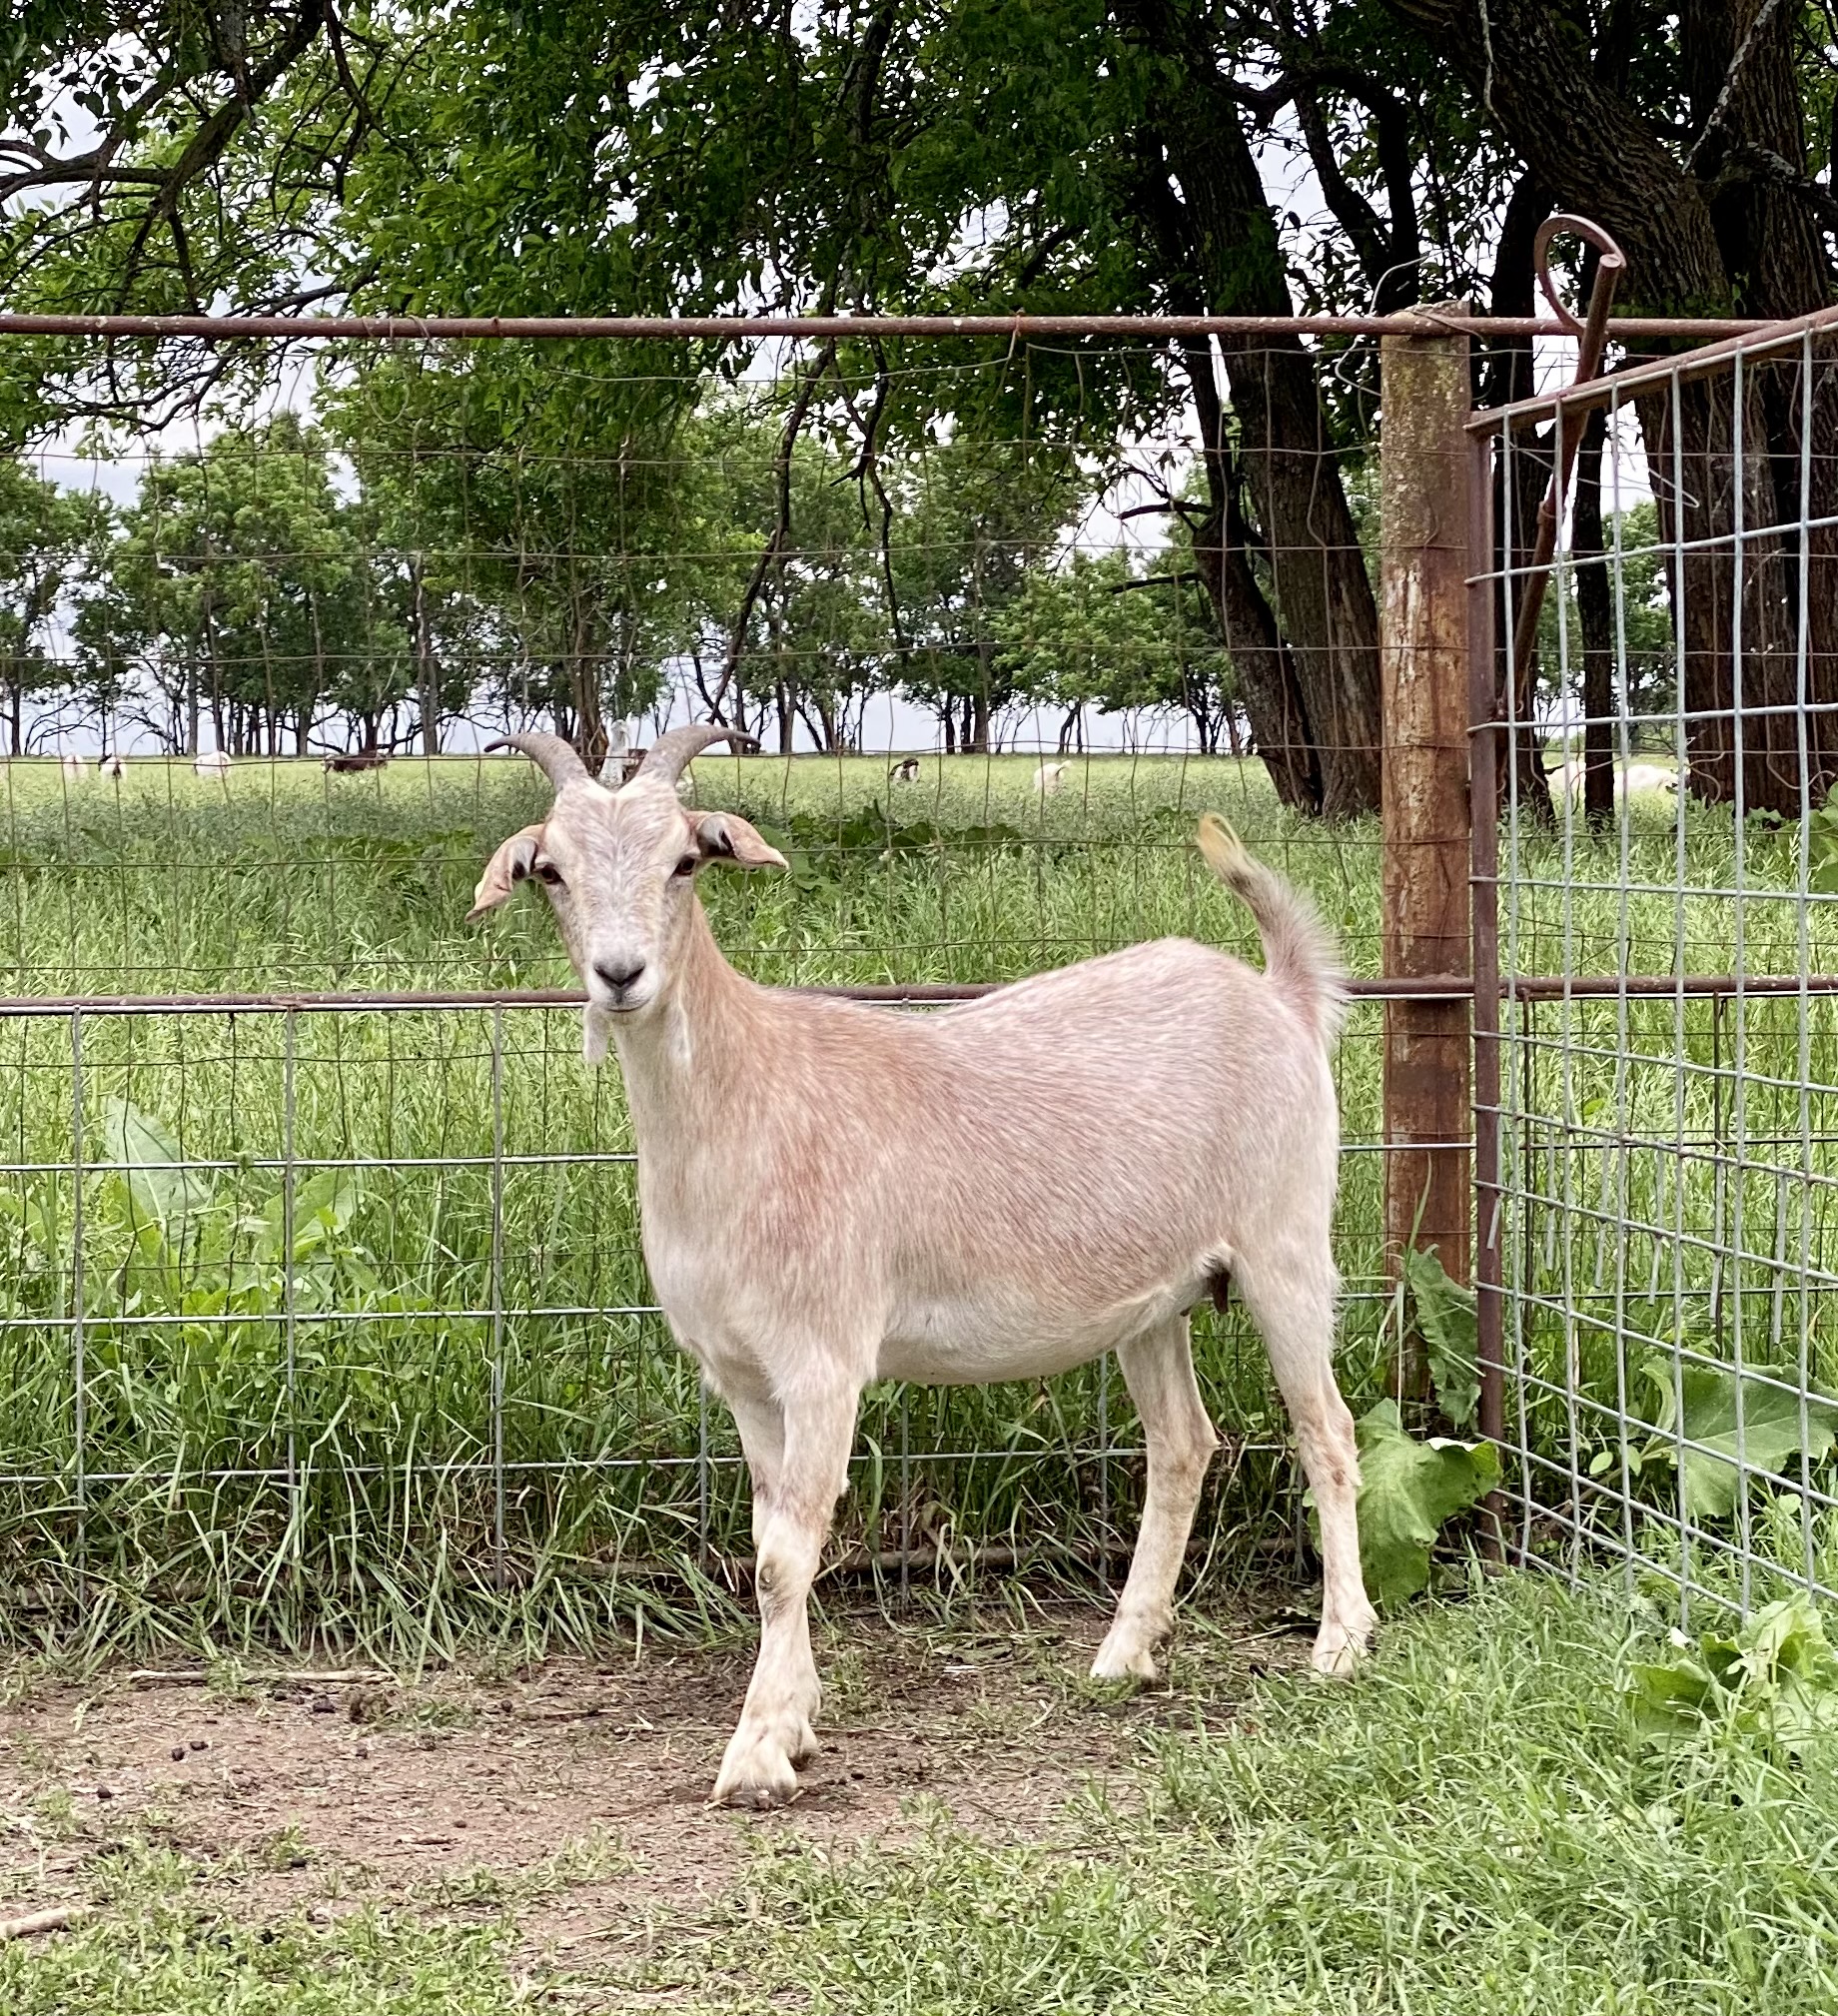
[1480, 310, 1838, 1621]
[0, 330, 1423, 1636]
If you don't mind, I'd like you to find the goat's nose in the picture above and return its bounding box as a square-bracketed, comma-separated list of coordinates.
[593, 958, 647, 996]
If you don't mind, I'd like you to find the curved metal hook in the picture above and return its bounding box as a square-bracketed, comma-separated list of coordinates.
[1531, 214, 1628, 339]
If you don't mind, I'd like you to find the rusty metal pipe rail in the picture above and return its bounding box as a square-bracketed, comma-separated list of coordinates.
[0, 312, 1774, 343]
[1469, 298, 1838, 434]
[0, 975, 1479, 1017]
[7, 972, 1836, 1018]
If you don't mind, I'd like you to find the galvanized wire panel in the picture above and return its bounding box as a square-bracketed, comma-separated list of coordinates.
[1478, 320, 1838, 1620]
[0, 329, 1434, 1638]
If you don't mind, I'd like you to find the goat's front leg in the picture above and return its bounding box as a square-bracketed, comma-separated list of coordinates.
[712, 1376, 858, 1809]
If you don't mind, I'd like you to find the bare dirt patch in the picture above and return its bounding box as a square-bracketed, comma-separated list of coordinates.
[0, 1594, 1312, 1967]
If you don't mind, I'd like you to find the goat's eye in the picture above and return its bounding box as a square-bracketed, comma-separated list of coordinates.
[532, 860, 563, 888]
[672, 854, 698, 880]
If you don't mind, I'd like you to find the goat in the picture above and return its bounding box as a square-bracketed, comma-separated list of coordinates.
[1550, 756, 1678, 806]
[59, 754, 84, 781]
[888, 756, 921, 782]
[1031, 759, 1070, 794]
[469, 724, 1373, 1807]
[193, 750, 232, 777]
[324, 751, 389, 773]
[97, 752, 123, 780]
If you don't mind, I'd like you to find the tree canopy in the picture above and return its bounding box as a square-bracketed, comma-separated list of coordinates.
[3, 3, 1835, 795]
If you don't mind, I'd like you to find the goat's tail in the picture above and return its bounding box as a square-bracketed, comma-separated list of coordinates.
[1197, 813, 1347, 1047]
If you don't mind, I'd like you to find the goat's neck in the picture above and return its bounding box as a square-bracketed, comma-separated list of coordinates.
[607, 901, 759, 1154]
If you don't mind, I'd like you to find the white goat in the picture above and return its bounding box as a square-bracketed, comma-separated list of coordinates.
[470, 725, 1373, 1807]
[97, 751, 123, 780]
[59, 753, 84, 781]
[1550, 756, 1678, 806]
[1031, 759, 1070, 794]
[193, 750, 232, 777]
[888, 756, 921, 783]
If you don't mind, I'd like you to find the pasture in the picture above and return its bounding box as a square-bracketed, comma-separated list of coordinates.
[3, 754, 1838, 2008]
[0, 753, 1834, 1654]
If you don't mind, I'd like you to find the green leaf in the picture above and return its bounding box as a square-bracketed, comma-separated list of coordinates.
[1625, 1597, 1838, 1759]
[1639, 1356, 1838, 1518]
[255, 1168, 365, 1266]
[1354, 1399, 1501, 1610]
[1403, 1247, 1480, 1430]
[99, 1096, 215, 1232]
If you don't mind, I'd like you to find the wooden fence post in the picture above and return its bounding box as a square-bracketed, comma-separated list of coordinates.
[1379, 305, 1473, 1404]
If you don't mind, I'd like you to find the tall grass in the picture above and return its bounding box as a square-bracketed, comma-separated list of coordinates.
[0, 753, 1833, 1651]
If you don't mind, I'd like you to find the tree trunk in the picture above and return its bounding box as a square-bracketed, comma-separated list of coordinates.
[1135, 49, 1380, 817]
[1178, 337, 1321, 811]
[1388, 0, 1838, 812]
[412, 553, 441, 757]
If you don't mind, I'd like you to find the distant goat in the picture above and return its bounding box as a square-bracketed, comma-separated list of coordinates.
[193, 750, 232, 777]
[469, 724, 1373, 1808]
[324, 751, 389, 773]
[1031, 759, 1070, 794]
[888, 756, 921, 782]
[1550, 757, 1678, 806]
[97, 752, 123, 779]
[59, 753, 84, 781]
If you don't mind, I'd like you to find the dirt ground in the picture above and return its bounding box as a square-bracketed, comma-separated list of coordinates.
[0, 1594, 1314, 1970]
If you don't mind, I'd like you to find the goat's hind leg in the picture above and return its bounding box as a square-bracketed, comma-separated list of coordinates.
[1092, 1314, 1219, 1683]
[1236, 1241, 1376, 1677]
[712, 1373, 858, 1809]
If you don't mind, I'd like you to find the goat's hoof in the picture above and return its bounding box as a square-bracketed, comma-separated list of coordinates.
[1089, 1635, 1163, 1684]
[1310, 1610, 1378, 1678]
[712, 1727, 801, 1809]
[788, 1717, 820, 1765]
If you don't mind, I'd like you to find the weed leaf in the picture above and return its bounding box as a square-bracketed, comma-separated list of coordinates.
[1403, 1247, 1480, 1430]
[100, 1096, 215, 1232]
[1355, 1399, 1500, 1609]
[1639, 1356, 1838, 1517]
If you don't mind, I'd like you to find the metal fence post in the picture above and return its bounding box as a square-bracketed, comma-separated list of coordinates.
[1380, 304, 1474, 1406]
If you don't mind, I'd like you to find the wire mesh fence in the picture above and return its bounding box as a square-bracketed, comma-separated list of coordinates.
[9, 297, 1838, 1647]
[1478, 305, 1838, 1621]
[0, 324, 1419, 1644]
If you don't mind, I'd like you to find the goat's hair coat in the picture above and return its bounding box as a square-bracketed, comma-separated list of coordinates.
[473, 739, 1375, 1807]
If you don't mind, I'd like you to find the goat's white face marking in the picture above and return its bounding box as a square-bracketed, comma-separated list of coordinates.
[471, 775, 785, 1031]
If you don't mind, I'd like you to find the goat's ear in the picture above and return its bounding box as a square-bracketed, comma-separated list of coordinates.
[466, 824, 544, 920]
[692, 810, 787, 871]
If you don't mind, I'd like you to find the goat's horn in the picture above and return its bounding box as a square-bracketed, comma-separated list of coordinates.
[485, 733, 591, 789]
[633, 724, 758, 786]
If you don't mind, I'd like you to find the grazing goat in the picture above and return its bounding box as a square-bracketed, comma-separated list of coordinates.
[59, 754, 84, 781]
[324, 751, 389, 773]
[888, 756, 921, 782]
[1550, 756, 1678, 806]
[97, 752, 123, 779]
[469, 725, 1373, 1807]
[193, 750, 232, 777]
[1031, 759, 1070, 794]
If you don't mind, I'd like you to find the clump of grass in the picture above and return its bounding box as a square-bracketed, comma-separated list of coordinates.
[691, 1575, 1838, 2014]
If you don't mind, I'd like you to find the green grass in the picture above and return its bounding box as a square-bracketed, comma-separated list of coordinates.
[0, 753, 1835, 1652]
[665, 1576, 1838, 2013]
[11, 1577, 1837, 2014]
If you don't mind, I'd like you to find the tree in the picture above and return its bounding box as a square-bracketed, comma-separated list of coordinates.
[1382, 0, 1838, 813]
[992, 546, 1242, 753]
[0, 461, 102, 752]
[76, 414, 405, 754]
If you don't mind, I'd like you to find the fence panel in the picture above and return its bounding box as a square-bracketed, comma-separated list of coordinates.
[1474, 308, 1838, 1618]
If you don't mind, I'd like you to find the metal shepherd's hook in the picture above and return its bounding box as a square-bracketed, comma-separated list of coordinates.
[1507, 215, 1629, 679]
